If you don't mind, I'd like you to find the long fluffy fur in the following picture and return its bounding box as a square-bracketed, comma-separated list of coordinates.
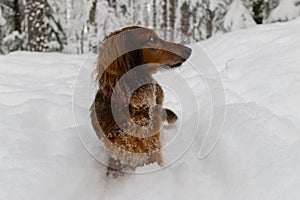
[91, 26, 191, 172]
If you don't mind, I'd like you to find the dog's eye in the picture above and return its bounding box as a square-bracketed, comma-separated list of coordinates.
[149, 36, 156, 42]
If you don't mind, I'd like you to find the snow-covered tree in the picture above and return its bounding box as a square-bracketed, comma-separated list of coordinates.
[224, 0, 256, 32]
[1, 0, 300, 55]
[26, 0, 48, 51]
[0, 0, 26, 53]
[153, 0, 157, 27]
[0, 5, 6, 53]
[180, 1, 191, 42]
[252, 0, 264, 24]
[62, 0, 93, 53]
[95, 0, 122, 40]
[211, 0, 228, 35]
[267, 0, 300, 22]
[190, 0, 213, 41]
[0, 4, 6, 26]
[45, 0, 67, 52]
[160, 0, 167, 38]
[169, 0, 177, 41]
[242, 0, 278, 23]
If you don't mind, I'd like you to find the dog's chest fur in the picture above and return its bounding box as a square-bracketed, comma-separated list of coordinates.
[91, 83, 164, 167]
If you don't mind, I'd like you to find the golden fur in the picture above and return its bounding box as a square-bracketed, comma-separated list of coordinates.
[90, 26, 191, 173]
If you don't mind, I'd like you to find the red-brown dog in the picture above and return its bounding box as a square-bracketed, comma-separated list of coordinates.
[90, 26, 191, 176]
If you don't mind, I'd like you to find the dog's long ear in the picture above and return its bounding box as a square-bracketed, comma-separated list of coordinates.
[94, 28, 144, 90]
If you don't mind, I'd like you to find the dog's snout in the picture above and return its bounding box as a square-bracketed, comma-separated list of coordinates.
[183, 46, 192, 59]
[187, 47, 192, 57]
[175, 43, 191, 60]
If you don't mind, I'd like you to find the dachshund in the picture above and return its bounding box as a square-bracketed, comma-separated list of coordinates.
[90, 26, 191, 176]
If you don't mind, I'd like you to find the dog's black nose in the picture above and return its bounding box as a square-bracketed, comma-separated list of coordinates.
[184, 46, 192, 59]
[177, 44, 192, 60]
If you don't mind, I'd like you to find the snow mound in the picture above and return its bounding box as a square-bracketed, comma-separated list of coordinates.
[1, 18, 300, 200]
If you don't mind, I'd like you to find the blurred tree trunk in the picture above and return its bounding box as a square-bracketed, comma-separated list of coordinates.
[205, 6, 213, 39]
[180, 1, 190, 42]
[153, 0, 157, 28]
[161, 0, 167, 38]
[169, 0, 176, 41]
[89, 0, 97, 25]
[26, 0, 47, 51]
[131, 0, 136, 24]
[203, 0, 213, 39]
[253, 0, 264, 24]
[108, 0, 117, 9]
[14, 0, 21, 33]
[80, 28, 84, 54]
[89, 0, 98, 50]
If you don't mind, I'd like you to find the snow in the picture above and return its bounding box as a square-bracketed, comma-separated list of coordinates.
[209, 0, 224, 10]
[1, 17, 300, 200]
[3, 31, 23, 44]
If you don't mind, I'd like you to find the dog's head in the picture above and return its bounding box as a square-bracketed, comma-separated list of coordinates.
[95, 26, 192, 89]
[126, 26, 192, 73]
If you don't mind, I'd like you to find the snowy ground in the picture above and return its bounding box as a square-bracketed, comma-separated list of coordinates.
[1, 18, 300, 200]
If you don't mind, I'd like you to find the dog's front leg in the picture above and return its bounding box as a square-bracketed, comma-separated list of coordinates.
[106, 157, 124, 178]
[147, 151, 164, 166]
[154, 84, 177, 125]
[162, 108, 178, 125]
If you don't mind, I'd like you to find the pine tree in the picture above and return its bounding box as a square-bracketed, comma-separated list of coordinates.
[141, 1, 150, 27]
[264, 0, 279, 20]
[169, 0, 177, 41]
[0, 0, 25, 53]
[191, 0, 213, 41]
[0, 4, 6, 54]
[153, 0, 157, 28]
[108, 0, 117, 9]
[223, 0, 256, 32]
[2, 0, 300, 55]
[26, 0, 48, 51]
[180, 1, 191, 43]
[0, 6, 5, 26]
[44, 0, 66, 52]
[87, 0, 97, 51]
[161, 0, 167, 39]
[252, 0, 264, 24]
[13, 0, 21, 33]
[211, 1, 228, 35]
[267, 0, 300, 22]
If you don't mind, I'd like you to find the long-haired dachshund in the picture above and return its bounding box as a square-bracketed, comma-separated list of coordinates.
[90, 26, 191, 176]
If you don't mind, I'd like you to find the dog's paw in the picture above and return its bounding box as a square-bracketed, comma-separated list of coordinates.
[163, 109, 178, 124]
[106, 167, 124, 178]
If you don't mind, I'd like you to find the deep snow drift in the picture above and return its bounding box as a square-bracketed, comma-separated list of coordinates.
[1, 18, 300, 200]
